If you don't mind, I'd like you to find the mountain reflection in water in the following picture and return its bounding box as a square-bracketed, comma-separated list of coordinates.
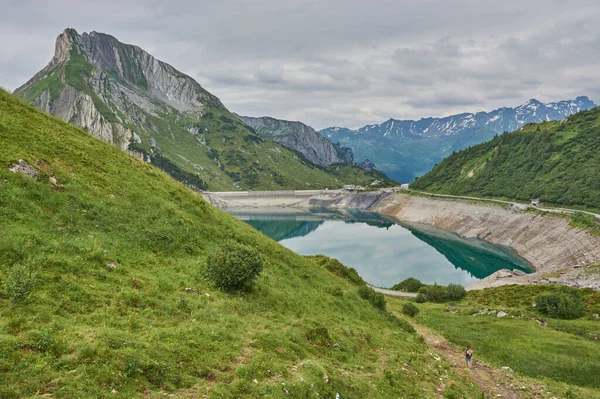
[228, 208, 533, 287]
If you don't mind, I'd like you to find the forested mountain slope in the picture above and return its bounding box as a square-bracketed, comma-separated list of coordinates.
[411, 107, 600, 209]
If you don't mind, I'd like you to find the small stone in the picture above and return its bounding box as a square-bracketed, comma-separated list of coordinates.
[497, 311, 507, 318]
[501, 366, 513, 372]
[323, 375, 329, 383]
[333, 343, 340, 347]
[108, 194, 116, 199]
[106, 262, 117, 269]
[205, 293, 210, 297]
[111, 389, 118, 394]
[49, 176, 58, 186]
[252, 379, 258, 384]
[593, 314, 599, 319]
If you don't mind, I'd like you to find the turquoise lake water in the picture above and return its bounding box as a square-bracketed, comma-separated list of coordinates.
[229, 208, 533, 288]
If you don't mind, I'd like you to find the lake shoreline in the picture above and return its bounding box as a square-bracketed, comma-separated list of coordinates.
[205, 190, 600, 290]
[373, 193, 600, 290]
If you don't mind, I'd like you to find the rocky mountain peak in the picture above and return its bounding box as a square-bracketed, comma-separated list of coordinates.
[51, 28, 222, 113]
[358, 159, 377, 172]
[52, 28, 76, 65]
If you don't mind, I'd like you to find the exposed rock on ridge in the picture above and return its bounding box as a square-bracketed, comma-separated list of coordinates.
[374, 193, 600, 289]
[15, 28, 388, 191]
[235, 114, 354, 166]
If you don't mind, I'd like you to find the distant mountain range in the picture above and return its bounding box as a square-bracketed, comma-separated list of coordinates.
[15, 29, 391, 190]
[321, 97, 597, 182]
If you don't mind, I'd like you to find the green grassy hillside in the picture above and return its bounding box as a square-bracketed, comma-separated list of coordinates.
[388, 284, 600, 398]
[411, 107, 600, 210]
[0, 90, 479, 397]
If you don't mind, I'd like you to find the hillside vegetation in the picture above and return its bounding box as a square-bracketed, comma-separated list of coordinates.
[388, 284, 600, 399]
[0, 90, 480, 397]
[411, 107, 600, 210]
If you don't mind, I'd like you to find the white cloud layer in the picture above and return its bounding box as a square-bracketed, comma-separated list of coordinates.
[2, 0, 599, 129]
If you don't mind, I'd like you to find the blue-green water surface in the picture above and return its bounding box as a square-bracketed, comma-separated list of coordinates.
[229, 208, 533, 287]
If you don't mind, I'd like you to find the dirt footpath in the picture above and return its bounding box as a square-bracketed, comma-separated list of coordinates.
[410, 321, 520, 398]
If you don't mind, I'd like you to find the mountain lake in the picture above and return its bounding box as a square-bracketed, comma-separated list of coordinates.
[228, 207, 534, 288]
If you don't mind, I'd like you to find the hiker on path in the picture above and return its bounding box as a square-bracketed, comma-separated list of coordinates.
[465, 346, 473, 368]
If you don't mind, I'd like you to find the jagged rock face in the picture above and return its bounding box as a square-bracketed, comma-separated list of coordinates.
[15, 28, 222, 152]
[14, 28, 384, 191]
[235, 114, 353, 166]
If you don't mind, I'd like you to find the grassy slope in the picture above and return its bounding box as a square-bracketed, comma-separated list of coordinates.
[388, 285, 600, 398]
[0, 90, 480, 398]
[16, 45, 391, 192]
[411, 108, 600, 210]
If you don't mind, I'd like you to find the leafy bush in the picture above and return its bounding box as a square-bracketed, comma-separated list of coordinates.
[306, 325, 331, 346]
[417, 283, 466, 303]
[536, 287, 585, 319]
[308, 255, 364, 285]
[446, 283, 467, 301]
[205, 240, 263, 292]
[4, 262, 37, 307]
[402, 302, 419, 317]
[418, 283, 447, 303]
[358, 285, 386, 311]
[391, 277, 423, 293]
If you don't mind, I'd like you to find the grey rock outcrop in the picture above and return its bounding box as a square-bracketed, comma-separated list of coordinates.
[235, 114, 354, 166]
[15, 28, 223, 153]
[9, 160, 40, 180]
[358, 159, 377, 172]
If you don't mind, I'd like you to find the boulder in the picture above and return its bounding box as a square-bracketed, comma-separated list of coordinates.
[497, 311, 507, 318]
[8, 160, 39, 180]
[496, 269, 513, 279]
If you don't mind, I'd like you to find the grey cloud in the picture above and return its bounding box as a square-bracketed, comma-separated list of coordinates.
[1, 0, 600, 129]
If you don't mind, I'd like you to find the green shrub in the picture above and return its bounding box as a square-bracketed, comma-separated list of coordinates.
[446, 283, 467, 301]
[391, 277, 423, 292]
[417, 283, 466, 303]
[358, 285, 386, 311]
[205, 240, 263, 292]
[4, 262, 37, 307]
[536, 287, 585, 319]
[308, 255, 364, 285]
[306, 325, 331, 345]
[402, 302, 419, 317]
[419, 283, 447, 303]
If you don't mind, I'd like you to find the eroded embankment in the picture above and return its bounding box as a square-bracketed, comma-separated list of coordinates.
[373, 193, 600, 289]
[204, 190, 600, 289]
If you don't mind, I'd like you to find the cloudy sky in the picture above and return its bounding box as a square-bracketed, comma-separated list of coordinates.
[2, 0, 600, 129]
